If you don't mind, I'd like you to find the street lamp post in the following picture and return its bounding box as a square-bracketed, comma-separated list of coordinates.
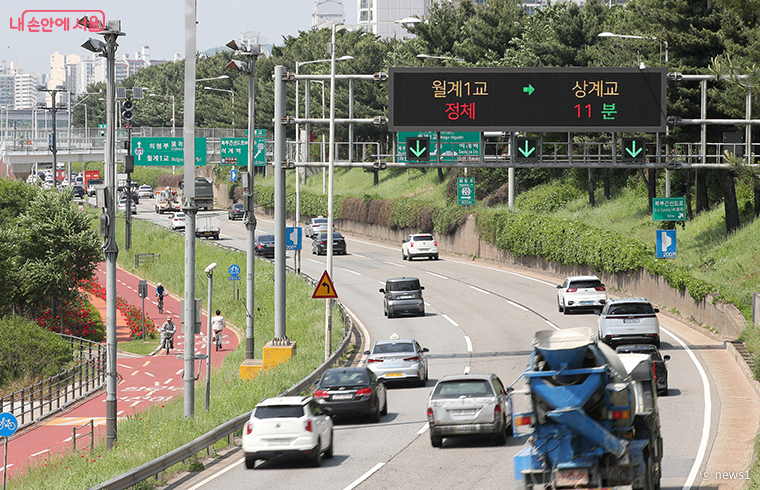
[203, 87, 234, 126]
[225, 39, 260, 367]
[195, 75, 229, 83]
[417, 53, 465, 63]
[149, 93, 176, 136]
[81, 18, 124, 450]
[36, 85, 67, 187]
[204, 262, 217, 411]
[597, 32, 668, 67]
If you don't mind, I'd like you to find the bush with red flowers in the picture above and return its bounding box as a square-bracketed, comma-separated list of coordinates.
[79, 278, 157, 340]
[33, 294, 103, 342]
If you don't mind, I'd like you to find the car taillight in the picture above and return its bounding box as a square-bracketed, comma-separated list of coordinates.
[595, 286, 606, 291]
[403, 356, 420, 362]
[410, 242, 414, 247]
[494, 403, 502, 422]
[434, 240, 437, 246]
[611, 410, 629, 420]
[566, 288, 577, 292]
[367, 358, 383, 363]
[305, 419, 313, 432]
[427, 407, 434, 423]
[356, 388, 372, 396]
[314, 390, 329, 398]
[245, 421, 253, 435]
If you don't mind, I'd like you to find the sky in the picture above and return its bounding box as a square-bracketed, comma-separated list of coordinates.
[2, 1, 357, 75]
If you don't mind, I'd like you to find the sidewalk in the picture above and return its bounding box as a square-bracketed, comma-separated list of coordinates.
[1, 263, 239, 480]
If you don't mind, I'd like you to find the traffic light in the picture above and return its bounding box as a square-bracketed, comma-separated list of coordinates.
[622, 138, 646, 163]
[121, 98, 134, 121]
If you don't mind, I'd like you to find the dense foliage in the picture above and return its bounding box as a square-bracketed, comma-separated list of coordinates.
[0, 316, 73, 388]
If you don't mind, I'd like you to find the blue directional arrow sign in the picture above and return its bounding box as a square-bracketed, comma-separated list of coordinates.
[515, 137, 539, 161]
[622, 138, 646, 162]
[230, 168, 238, 182]
[286, 227, 302, 251]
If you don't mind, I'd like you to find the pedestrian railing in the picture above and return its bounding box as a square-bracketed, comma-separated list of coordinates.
[0, 334, 106, 430]
[134, 253, 160, 268]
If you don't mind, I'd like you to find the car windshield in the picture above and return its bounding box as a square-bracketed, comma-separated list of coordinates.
[254, 405, 305, 419]
[608, 303, 654, 315]
[569, 279, 603, 289]
[233, 204, 243, 209]
[258, 236, 274, 243]
[387, 280, 420, 292]
[433, 380, 494, 399]
[313, 219, 328, 225]
[372, 342, 414, 354]
[320, 371, 369, 386]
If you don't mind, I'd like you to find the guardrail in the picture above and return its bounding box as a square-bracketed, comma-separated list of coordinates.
[0, 334, 106, 429]
[92, 300, 358, 490]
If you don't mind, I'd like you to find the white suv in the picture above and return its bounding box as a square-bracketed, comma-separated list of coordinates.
[242, 396, 334, 469]
[402, 233, 439, 261]
[598, 297, 661, 348]
[556, 275, 607, 314]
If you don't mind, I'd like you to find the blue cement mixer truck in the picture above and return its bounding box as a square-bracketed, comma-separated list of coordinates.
[508, 327, 663, 490]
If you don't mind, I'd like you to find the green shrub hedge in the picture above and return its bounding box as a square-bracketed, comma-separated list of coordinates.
[0, 316, 73, 387]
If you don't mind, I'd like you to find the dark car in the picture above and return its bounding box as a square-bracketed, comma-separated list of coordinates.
[380, 277, 425, 318]
[314, 367, 387, 422]
[254, 235, 275, 258]
[71, 185, 86, 198]
[120, 189, 139, 204]
[616, 344, 670, 396]
[228, 203, 245, 220]
[312, 232, 346, 255]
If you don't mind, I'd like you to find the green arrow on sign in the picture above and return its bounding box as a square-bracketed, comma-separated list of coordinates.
[626, 140, 643, 158]
[518, 139, 536, 157]
[523, 84, 535, 95]
[410, 139, 427, 158]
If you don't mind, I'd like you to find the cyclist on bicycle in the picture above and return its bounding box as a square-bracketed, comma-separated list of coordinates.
[156, 282, 165, 312]
[160, 316, 176, 351]
[211, 309, 225, 346]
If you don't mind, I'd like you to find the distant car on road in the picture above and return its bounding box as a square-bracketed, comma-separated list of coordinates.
[117, 198, 136, 214]
[379, 277, 425, 318]
[86, 178, 103, 196]
[242, 396, 334, 469]
[314, 367, 387, 422]
[364, 337, 429, 385]
[556, 275, 607, 314]
[305, 216, 331, 238]
[401, 233, 439, 261]
[71, 185, 86, 199]
[137, 184, 154, 198]
[616, 344, 670, 396]
[312, 232, 346, 255]
[598, 297, 661, 348]
[170, 212, 186, 231]
[427, 373, 511, 448]
[228, 203, 245, 220]
[254, 235, 275, 258]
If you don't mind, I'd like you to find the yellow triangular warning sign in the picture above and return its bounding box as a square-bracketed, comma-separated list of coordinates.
[312, 270, 338, 299]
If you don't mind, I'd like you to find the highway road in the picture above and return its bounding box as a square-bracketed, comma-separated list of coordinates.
[130, 202, 754, 490]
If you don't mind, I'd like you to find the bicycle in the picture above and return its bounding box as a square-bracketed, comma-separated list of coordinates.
[161, 330, 174, 355]
[0, 418, 17, 431]
[213, 330, 223, 351]
[157, 293, 164, 314]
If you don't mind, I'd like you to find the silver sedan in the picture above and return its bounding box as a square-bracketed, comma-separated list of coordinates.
[364, 338, 429, 386]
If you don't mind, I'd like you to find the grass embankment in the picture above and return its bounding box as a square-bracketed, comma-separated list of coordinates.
[9, 215, 344, 489]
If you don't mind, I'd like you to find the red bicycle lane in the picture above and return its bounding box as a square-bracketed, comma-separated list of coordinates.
[2, 263, 239, 479]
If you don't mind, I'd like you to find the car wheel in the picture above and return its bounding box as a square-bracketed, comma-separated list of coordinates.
[245, 455, 256, 469]
[402, 251, 407, 260]
[324, 429, 334, 459]
[494, 417, 508, 446]
[311, 440, 323, 467]
[387, 310, 394, 319]
[659, 388, 668, 396]
[558, 300, 564, 313]
[370, 401, 381, 423]
[434, 254, 439, 260]
[563, 305, 569, 315]
[419, 308, 425, 317]
[380, 395, 388, 416]
[430, 434, 443, 448]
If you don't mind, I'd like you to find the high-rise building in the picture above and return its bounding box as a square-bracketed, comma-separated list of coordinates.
[14, 73, 46, 110]
[0, 74, 15, 110]
[357, 0, 433, 39]
[313, 0, 345, 29]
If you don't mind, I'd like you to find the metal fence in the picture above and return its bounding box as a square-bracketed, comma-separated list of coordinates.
[0, 334, 106, 429]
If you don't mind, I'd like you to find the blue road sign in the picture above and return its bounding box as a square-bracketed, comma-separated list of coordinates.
[228, 276, 241, 281]
[228, 264, 241, 277]
[0, 412, 18, 437]
[230, 168, 238, 182]
[286, 227, 302, 250]
[656, 229, 677, 258]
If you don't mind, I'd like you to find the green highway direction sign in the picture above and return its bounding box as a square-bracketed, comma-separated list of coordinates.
[457, 177, 475, 206]
[220, 130, 266, 166]
[397, 131, 480, 163]
[132, 137, 207, 166]
[515, 137, 539, 161]
[652, 197, 686, 221]
[622, 137, 646, 162]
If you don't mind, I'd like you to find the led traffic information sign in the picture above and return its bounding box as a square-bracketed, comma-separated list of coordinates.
[389, 67, 667, 133]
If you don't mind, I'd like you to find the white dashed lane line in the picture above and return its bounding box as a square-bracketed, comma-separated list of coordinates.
[469, 285, 490, 295]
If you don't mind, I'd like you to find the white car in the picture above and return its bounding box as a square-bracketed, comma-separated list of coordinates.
[242, 396, 334, 469]
[556, 275, 607, 314]
[305, 216, 331, 238]
[427, 373, 511, 448]
[401, 233, 439, 261]
[117, 198, 137, 214]
[137, 184, 154, 198]
[598, 297, 661, 348]
[169, 212, 185, 230]
[364, 337, 429, 385]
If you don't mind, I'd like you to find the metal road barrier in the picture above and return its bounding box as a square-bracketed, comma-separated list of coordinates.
[91, 301, 358, 490]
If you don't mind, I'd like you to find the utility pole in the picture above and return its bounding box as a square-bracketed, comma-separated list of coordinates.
[36, 85, 66, 187]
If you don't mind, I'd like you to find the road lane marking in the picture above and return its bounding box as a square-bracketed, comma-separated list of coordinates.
[384, 261, 404, 267]
[118, 363, 132, 369]
[507, 300, 528, 311]
[464, 366, 471, 374]
[352, 253, 366, 258]
[545, 320, 561, 331]
[131, 370, 139, 376]
[417, 423, 429, 435]
[175, 369, 183, 375]
[185, 457, 242, 490]
[442, 314, 458, 327]
[344, 462, 385, 490]
[142, 361, 151, 367]
[464, 336, 472, 352]
[30, 449, 50, 457]
[341, 268, 361, 276]
[306, 259, 322, 264]
[426, 271, 448, 279]
[470, 285, 490, 295]
[164, 378, 173, 384]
